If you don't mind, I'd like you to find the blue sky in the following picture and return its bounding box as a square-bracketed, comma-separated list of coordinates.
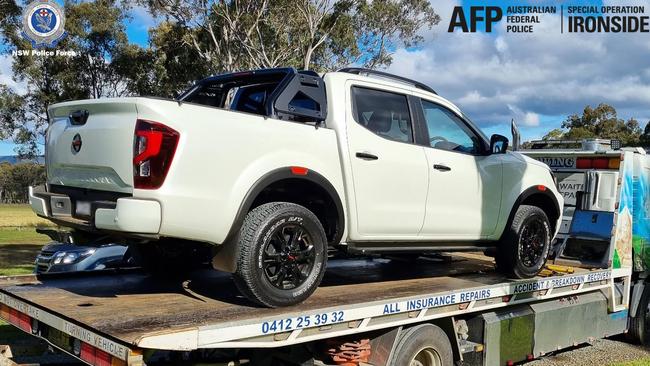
[2, 0, 650, 154]
[388, 0, 650, 141]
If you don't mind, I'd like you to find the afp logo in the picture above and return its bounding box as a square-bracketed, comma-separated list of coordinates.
[22, 0, 67, 48]
[448, 6, 503, 33]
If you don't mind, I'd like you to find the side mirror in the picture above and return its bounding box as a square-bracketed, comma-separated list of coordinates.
[490, 134, 509, 154]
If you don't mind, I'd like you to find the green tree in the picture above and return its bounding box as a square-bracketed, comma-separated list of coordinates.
[0, 162, 45, 203]
[112, 22, 210, 97]
[543, 104, 642, 146]
[640, 122, 650, 147]
[140, 0, 440, 72]
[1, 0, 149, 158]
[541, 128, 565, 141]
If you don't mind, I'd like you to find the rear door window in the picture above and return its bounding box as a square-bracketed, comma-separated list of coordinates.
[352, 87, 413, 143]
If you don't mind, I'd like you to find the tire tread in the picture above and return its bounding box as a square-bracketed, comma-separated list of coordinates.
[233, 202, 326, 307]
[496, 204, 551, 279]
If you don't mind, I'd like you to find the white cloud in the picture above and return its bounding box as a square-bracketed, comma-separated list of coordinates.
[388, 1, 650, 133]
[0, 54, 27, 94]
[523, 112, 540, 127]
[128, 5, 160, 31]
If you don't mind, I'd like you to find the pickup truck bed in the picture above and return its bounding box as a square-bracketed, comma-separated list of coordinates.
[0, 254, 624, 365]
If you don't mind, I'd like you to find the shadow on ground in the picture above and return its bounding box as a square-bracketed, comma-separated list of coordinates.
[0, 243, 42, 275]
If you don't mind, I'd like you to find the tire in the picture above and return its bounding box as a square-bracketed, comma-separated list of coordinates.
[391, 323, 454, 366]
[233, 202, 327, 308]
[496, 205, 551, 279]
[628, 284, 650, 345]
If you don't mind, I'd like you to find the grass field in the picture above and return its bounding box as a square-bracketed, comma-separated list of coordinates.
[0, 204, 55, 355]
[0, 204, 52, 276]
[0, 204, 54, 228]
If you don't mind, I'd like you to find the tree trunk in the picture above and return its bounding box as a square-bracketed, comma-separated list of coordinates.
[303, 46, 314, 70]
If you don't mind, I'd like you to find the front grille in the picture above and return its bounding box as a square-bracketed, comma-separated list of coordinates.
[40, 249, 57, 257]
[36, 263, 50, 273]
[35, 253, 54, 273]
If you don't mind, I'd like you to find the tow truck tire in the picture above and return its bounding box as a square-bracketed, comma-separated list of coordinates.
[233, 202, 327, 308]
[628, 284, 650, 345]
[496, 205, 551, 279]
[392, 323, 453, 366]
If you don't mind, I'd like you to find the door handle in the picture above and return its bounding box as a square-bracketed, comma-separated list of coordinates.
[356, 152, 379, 160]
[433, 164, 451, 172]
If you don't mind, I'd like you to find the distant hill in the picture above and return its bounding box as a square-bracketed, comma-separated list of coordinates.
[0, 156, 45, 164]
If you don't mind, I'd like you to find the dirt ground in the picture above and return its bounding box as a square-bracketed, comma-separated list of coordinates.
[525, 338, 650, 366]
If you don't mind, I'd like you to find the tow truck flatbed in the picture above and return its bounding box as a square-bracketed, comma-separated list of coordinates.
[0, 254, 629, 365]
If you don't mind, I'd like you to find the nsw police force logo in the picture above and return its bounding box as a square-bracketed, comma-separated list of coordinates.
[22, 0, 67, 48]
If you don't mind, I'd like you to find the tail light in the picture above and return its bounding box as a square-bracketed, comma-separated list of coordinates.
[133, 120, 179, 189]
[576, 157, 620, 170]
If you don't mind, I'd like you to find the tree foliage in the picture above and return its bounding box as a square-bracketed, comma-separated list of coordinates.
[1, 0, 140, 158]
[138, 0, 440, 72]
[0, 162, 45, 203]
[640, 122, 650, 147]
[541, 103, 642, 146]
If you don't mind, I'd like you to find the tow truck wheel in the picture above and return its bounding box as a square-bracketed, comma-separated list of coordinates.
[392, 324, 453, 366]
[628, 284, 650, 345]
[496, 205, 551, 279]
[233, 202, 327, 308]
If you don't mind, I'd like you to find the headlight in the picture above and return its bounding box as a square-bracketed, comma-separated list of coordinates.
[52, 249, 96, 265]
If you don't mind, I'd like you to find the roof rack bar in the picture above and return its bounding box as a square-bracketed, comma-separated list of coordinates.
[528, 138, 622, 151]
[338, 67, 437, 95]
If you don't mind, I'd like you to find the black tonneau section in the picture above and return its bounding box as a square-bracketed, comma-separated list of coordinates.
[179, 68, 327, 122]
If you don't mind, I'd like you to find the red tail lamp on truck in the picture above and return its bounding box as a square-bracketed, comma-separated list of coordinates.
[133, 120, 179, 189]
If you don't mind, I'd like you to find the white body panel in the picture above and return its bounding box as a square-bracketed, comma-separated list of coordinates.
[421, 148, 502, 239]
[47, 99, 137, 193]
[343, 78, 428, 238]
[134, 99, 346, 244]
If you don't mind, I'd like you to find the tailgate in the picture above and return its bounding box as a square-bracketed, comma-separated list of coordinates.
[47, 99, 137, 193]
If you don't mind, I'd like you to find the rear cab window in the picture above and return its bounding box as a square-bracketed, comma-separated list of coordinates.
[351, 86, 414, 143]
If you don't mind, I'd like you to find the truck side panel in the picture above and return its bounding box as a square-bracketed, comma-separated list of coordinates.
[613, 151, 635, 269]
[632, 153, 650, 271]
[132, 99, 346, 245]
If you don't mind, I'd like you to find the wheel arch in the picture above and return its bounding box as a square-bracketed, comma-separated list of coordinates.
[212, 167, 345, 272]
[501, 186, 561, 240]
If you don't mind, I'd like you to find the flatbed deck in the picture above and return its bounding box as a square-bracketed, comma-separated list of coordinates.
[0, 254, 628, 365]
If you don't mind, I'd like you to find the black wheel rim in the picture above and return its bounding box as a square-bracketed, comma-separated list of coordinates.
[262, 224, 315, 290]
[518, 217, 547, 268]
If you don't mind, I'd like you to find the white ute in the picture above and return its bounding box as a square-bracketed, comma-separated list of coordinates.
[30, 67, 563, 307]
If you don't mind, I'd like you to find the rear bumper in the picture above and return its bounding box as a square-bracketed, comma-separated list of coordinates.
[29, 186, 161, 234]
[95, 198, 161, 233]
[29, 186, 48, 217]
